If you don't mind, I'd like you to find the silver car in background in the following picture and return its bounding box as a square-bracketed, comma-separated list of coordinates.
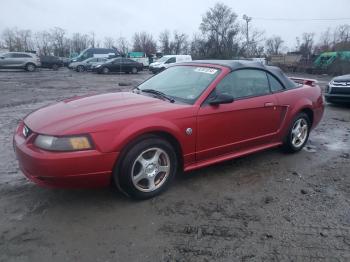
[68, 57, 108, 72]
[0, 52, 41, 71]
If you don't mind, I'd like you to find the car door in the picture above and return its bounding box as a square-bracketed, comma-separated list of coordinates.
[122, 58, 133, 72]
[196, 69, 284, 161]
[111, 58, 123, 72]
[13, 53, 27, 67]
[0, 53, 16, 68]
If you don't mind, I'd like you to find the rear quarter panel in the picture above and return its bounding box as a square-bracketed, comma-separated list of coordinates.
[275, 84, 324, 141]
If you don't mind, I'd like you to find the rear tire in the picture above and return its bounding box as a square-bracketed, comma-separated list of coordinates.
[115, 137, 177, 199]
[25, 63, 36, 72]
[131, 67, 138, 74]
[283, 112, 310, 153]
[102, 67, 110, 74]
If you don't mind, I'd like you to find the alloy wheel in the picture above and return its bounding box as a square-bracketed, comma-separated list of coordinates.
[291, 118, 308, 148]
[131, 147, 171, 192]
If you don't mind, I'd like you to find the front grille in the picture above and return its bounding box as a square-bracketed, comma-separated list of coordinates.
[332, 81, 350, 87]
[330, 86, 350, 94]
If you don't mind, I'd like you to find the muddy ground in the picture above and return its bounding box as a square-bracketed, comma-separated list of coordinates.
[0, 68, 349, 262]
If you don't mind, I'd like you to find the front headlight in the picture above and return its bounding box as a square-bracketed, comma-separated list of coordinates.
[34, 135, 93, 151]
[96, 64, 102, 68]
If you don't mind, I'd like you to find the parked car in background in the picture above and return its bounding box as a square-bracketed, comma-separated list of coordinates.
[149, 55, 192, 73]
[70, 48, 119, 63]
[92, 57, 143, 74]
[0, 52, 41, 72]
[325, 74, 350, 103]
[14, 60, 324, 199]
[40, 55, 63, 70]
[69, 57, 108, 72]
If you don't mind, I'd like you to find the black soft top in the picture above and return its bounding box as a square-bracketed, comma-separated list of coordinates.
[181, 60, 298, 89]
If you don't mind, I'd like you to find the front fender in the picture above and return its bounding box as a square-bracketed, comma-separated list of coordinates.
[112, 117, 184, 152]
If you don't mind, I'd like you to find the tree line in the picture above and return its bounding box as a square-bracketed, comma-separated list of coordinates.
[1, 3, 350, 59]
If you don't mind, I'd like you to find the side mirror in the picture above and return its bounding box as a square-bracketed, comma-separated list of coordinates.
[209, 93, 234, 106]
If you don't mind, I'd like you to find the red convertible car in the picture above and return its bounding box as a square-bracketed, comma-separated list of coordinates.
[14, 60, 324, 199]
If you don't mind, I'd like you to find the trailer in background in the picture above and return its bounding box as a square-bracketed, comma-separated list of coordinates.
[268, 54, 302, 71]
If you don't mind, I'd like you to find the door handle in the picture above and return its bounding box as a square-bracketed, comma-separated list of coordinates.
[264, 102, 275, 107]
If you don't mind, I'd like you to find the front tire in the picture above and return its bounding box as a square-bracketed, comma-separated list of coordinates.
[77, 65, 85, 72]
[283, 112, 310, 153]
[25, 63, 36, 72]
[116, 137, 177, 199]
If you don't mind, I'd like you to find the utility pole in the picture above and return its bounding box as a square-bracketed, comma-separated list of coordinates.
[243, 14, 252, 57]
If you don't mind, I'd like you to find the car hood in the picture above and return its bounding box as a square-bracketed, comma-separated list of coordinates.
[24, 92, 190, 135]
[333, 74, 350, 82]
[150, 62, 163, 67]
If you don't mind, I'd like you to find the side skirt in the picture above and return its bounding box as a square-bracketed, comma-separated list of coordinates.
[184, 142, 282, 172]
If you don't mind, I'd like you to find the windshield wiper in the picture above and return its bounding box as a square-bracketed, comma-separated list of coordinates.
[141, 89, 175, 103]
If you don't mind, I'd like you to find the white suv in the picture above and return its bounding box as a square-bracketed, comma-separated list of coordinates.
[0, 52, 41, 71]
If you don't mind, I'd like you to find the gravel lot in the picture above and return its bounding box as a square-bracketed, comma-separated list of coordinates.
[0, 68, 350, 262]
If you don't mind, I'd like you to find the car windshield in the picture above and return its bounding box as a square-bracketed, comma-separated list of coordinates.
[138, 66, 220, 104]
[157, 56, 172, 63]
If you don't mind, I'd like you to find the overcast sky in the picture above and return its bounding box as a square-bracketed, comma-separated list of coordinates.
[1, 0, 350, 49]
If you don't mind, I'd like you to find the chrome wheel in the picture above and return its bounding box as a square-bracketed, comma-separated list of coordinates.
[291, 118, 308, 148]
[131, 147, 171, 193]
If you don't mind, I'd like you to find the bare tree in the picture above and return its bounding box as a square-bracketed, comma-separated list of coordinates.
[171, 31, 189, 54]
[318, 28, 332, 52]
[199, 3, 240, 58]
[116, 37, 129, 55]
[333, 24, 350, 51]
[297, 32, 315, 58]
[336, 24, 350, 43]
[50, 27, 67, 57]
[1, 28, 34, 52]
[2, 28, 16, 51]
[243, 27, 265, 57]
[89, 32, 96, 48]
[35, 30, 52, 56]
[191, 33, 210, 59]
[71, 33, 90, 53]
[159, 30, 171, 54]
[265, 36, 284, 55]
[103, 37, 115, 49]
[132, 32, 157, 55]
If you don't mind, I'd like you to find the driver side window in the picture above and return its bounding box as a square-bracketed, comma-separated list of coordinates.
[216, 69, 270, 99]
[3, 53, 13, 58]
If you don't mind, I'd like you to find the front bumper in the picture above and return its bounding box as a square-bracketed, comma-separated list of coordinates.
[91, 67, 102, 73]
[149, 66, 163, 74]
[13, 122, 118, 188]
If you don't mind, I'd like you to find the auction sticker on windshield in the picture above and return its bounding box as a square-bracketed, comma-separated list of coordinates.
[194, 67, 218, 74]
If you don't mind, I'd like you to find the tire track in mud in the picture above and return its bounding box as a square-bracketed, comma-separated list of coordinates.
[155, 147, 350, 261]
